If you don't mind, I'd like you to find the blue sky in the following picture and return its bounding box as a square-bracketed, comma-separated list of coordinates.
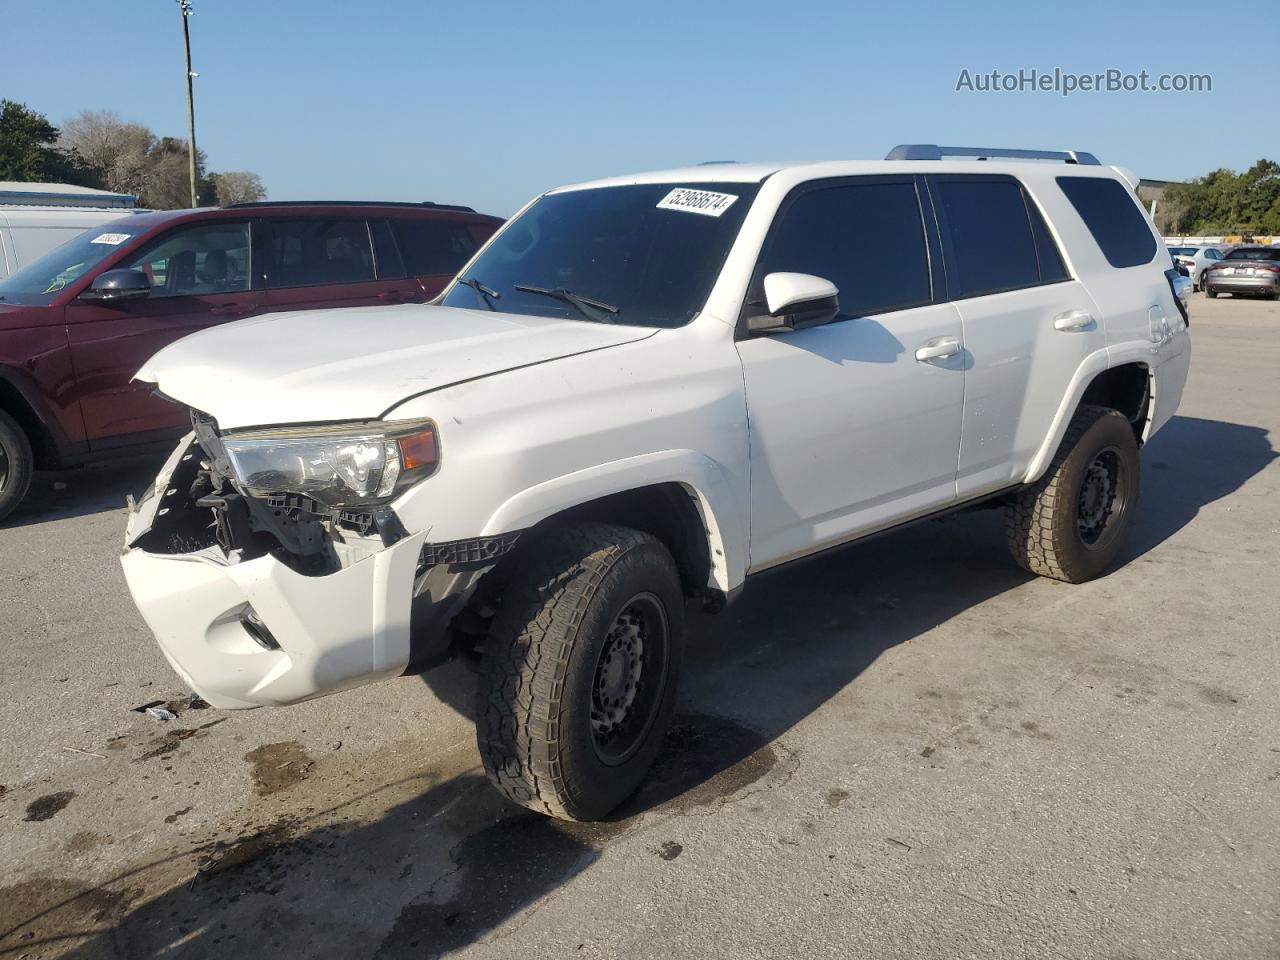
[7, 0, 1268, 216]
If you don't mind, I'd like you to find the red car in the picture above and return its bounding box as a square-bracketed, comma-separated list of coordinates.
[0, 201, 503, 521]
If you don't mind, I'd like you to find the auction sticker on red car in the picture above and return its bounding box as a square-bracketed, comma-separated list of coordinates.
[656, 188, 738, 217]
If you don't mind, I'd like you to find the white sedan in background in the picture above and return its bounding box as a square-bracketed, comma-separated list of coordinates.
[1168, 245, 1230, 291]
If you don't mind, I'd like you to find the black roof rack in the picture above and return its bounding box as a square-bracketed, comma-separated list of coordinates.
[886, 144, 1101, 165]
[224, 200, 477, 212]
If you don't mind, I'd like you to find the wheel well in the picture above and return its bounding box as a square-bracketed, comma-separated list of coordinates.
[442, 483, 717, 663]
[0, 378, 57, 468]
[1080, 363, 1150, 442]
[532, 482, 713, 599]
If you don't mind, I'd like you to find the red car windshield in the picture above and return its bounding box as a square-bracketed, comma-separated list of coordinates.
[0, 227, 139, 306]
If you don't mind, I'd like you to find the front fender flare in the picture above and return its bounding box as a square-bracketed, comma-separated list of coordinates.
[480, 449, 747, 593]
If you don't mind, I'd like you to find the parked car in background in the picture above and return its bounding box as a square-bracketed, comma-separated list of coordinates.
[0, 181, 143, 281]
[1203, 246, 1280, 299]
[121, 145, 1189, 821]
[1166, 244, 1229, 291]
[0, 200, 502, 521]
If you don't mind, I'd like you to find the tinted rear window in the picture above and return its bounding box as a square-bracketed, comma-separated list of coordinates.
[1056, 176, 1157, 268]
[393, 219, 477, 276]
[758, 179, 931, 317]
[267, 218, 374, 287]
[933, 176, 1040, 297]
[1226, 247, 1280, 261]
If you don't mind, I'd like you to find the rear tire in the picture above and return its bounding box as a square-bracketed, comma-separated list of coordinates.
[477, 522, 685, 821]
[1005, 405, 1140, 584]
[0, 410, 34, 524]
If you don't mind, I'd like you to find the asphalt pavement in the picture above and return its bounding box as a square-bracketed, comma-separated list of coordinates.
[1, 292, 1277, 959]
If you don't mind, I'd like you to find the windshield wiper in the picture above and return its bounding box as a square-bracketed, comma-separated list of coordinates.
[513, 284, 620, 323]
[456, 276, 501, 310]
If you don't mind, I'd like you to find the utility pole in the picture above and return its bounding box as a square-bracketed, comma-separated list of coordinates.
[179, 0, 198, 207]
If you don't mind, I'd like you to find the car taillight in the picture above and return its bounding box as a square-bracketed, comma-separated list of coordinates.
[1255, 264, 1280, 272]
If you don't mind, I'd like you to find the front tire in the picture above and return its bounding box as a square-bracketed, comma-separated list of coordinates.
[1006, 405, 1140, 583]
[477, 523, 685, 821]
[0, 410, 34, 524]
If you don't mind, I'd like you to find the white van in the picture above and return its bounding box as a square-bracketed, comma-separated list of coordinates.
[0, 182, 144, 280]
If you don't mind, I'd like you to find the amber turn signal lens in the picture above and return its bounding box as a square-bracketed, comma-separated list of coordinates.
[397, 428, 438, 472]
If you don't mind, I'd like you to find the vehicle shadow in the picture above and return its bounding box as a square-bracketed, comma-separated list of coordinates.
[15, 415, 1270, 959]
[1121, 414, 1276, 559]
[3, 455, 165, 528]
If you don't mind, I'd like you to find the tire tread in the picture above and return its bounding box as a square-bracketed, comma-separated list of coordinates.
[477, 522, 661, 819]
[1005, 404, 1122, 583]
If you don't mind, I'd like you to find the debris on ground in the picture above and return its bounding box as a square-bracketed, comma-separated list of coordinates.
[131, 694, 207, 721]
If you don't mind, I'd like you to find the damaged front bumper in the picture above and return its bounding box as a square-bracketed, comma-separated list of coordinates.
[121, 432, 518, 709]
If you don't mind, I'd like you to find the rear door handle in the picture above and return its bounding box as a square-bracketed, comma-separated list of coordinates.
[211, 302, 258, 317]
[915, 335, 961, 362]
[1053, 309, 1095, 332]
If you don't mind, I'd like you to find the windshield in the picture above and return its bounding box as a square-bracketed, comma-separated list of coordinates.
[441, 182, 760, 328]
[0, 226, 139, 306]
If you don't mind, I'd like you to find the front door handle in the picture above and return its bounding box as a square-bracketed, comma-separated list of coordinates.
[1053, 309, 1095, 332]
[915, 335, 962, 362]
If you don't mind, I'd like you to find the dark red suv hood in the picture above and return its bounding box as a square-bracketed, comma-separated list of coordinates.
[0, 302, 56, 331]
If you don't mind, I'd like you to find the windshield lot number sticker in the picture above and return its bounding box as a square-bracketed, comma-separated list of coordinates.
[90, 233, 131, 245]
[657, 188, 738, 217]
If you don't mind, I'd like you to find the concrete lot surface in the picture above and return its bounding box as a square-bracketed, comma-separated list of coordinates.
[1, 293, 1277, 959]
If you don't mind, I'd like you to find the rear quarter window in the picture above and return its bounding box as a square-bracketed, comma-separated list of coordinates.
[1056, 176, 1157, 269]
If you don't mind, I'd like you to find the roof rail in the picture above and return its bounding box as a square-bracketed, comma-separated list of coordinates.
[885, 144, 1101, 165]
[697, 160, 737, 165]
[224, 200, 477, 212]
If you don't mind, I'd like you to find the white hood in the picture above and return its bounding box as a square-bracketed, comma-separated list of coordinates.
[136, 303, 657, 430]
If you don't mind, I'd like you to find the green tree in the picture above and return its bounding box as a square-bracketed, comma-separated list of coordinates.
[0, 99, 100, 186]
[1160, 159, 1280, 235]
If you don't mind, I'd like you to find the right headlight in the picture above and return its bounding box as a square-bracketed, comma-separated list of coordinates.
[221, 419, 439, 507]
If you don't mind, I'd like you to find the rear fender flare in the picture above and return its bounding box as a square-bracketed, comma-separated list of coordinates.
[1023, 345, 1155, 484]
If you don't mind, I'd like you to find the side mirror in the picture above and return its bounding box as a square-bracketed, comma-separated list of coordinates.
[81, 269, 151, 302]
[748, 272, 840, 335]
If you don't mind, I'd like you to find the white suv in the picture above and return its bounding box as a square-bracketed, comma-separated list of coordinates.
[123, 145, 1191, 821]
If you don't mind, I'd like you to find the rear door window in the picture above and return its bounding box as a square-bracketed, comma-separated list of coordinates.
[265, 218, 375, 287]
[755, 178, 932, 317]
[1056, 176, 1157, 268]
[393, 219, 477, 277]
[369, 219, 407, 279]
[1025, 193, 1070, 283]
[930, 175, 1041, 298]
